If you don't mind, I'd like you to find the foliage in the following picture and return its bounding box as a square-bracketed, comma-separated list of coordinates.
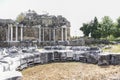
[112, 23, 120, 38]
[107, 35, 115, 41]
[80, 16, 118, 40]
[80, 17, 101, 38]
[100, 16, 113, 38]
[103, 45, 120, 53]
[117, 17, 120, 28]
[16, 13, 25, 23]
[112, 17, 120, 38]
[80, 23, 90, 37]
[90, 17, 101, 38]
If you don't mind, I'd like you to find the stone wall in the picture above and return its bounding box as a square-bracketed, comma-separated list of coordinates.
[0, 26, 7, 41]
[23, 27, 39, 40]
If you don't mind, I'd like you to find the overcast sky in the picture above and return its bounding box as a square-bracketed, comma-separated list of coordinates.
[0, 0, 120, 36]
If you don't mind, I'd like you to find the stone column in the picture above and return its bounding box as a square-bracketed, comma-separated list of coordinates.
[65, 27, 67, 41]
[16, 26, 18, 41]
[20, 25, 23, 41]
[53, 28, 55, 41]
[10, 24, 13, 41]
[7, 25, 10, 42]
[39, 25, 41, 42]
[43, 28, 44, 41]
[49, 29, 51, 41]
[61, 27, 63, 41]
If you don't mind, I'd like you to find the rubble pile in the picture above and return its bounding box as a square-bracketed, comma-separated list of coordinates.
[20, 10, 70, 27]
[1, 45, 120, 79]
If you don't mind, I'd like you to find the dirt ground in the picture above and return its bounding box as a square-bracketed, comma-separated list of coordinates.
[21, 62, 120, 80]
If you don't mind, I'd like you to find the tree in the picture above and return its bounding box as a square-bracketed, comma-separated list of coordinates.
[80, 17, 101, 38]
[16, 13, 25, 23]
[80, 23, 90, 37]
[90, 17, 101, 38]
[111, 23, 119, 38]
[113, 17, 120, 38]
[100, 16, 113, 38]
[117, 17, 120, 28]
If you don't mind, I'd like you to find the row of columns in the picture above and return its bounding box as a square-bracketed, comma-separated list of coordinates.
[7, 24, 68, 42]
[8, 24, 23, 42]
[38, 26, 68, 42]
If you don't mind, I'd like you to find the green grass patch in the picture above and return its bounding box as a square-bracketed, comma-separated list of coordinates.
[103, 44, 120, 53]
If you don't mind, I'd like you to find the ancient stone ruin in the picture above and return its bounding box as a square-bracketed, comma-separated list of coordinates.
[0, 10, 71, 47]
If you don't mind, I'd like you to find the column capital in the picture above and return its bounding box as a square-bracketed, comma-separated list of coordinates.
[20, 24, 24, 27]
[38, 25, 41, 28]
[8, 24, 11, 26]
[61, 25, 67, 28]
[8, 24, 13, 27]
[33, 25, 41, 28]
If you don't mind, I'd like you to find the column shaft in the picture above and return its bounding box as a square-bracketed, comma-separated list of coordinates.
[65, 27, 67, 41]
[21, 25, 23, 41]
[49, 29, 51, 41]
[43, 28, 44, 41]
[61, 28, 63, 41]
[39, 26, 41, 42]
[16, 26, 18, 41]
[10, 24, 13, 41]
[7, 26, 10, 41]
[53, 29, 55, 41]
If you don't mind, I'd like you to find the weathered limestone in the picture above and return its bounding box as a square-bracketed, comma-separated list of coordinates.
[111, 54, 120, 65]
[39, 25, 41, 42]
[20, 25, 23, 41]
[98, 53, 111, 66]
[7, 26, 10, 42]
[86, 54, 98, 64]
[42, 28, 44, 41]
[49, 29, 51, 41]
[10, 24, 13, 41]
[65, 27, 67, 41]
[5, 24, 69, 46]
[53, 29, 55, 42]
[61, 27, 63, 41]
[0, 11, 71, 47]
[15, 25, 18, 41]
[79, 56, 87, 63]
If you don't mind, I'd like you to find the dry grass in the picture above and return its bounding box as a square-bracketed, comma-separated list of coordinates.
[22, 62, 120, 80]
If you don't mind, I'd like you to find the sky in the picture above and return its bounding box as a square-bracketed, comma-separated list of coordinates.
[0, 0, 120, 36]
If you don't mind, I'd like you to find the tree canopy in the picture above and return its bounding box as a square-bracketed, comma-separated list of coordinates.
[80, 16, 120, 40]
[100, 16, 113, 38]
[80, 17, 101, 38]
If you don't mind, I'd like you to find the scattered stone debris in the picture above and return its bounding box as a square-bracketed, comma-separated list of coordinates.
[1, 45, 120, 79]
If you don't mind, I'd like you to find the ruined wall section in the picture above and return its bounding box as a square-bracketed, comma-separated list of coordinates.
[0, 26, 7, 41]
[19, 10, 71, 41]
[23, 27, 39, 41]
